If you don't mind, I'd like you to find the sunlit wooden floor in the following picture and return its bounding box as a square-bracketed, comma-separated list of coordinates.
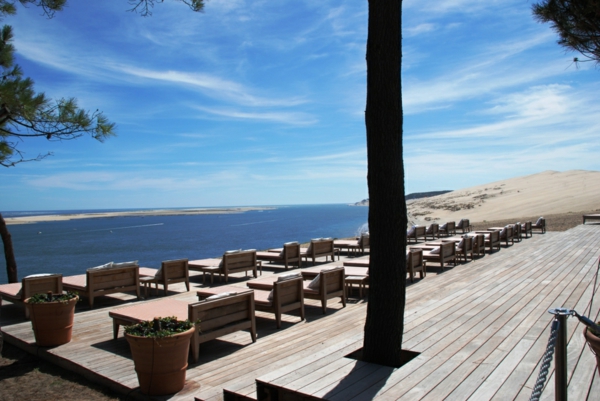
[2, 224, 599, 401]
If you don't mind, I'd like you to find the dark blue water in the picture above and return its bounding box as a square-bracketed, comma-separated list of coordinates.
[0, 204, 368, 283]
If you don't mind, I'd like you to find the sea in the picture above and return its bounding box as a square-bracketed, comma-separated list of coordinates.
[0, 204, 368, 284]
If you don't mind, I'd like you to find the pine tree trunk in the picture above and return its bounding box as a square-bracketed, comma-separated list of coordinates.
[0, 213, 18, 283]
[362, 0, 407, 367]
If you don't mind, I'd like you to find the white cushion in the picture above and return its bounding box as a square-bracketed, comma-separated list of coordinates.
[86, 262, 114, 272]
[308, 275, 320, 289]
[457, 238, 465, 249]
[267, 290, 274, 301]
[24, 273, 57, 279]
[154, 266, 163, 279]
[430, 247, 441, 254]
[407, 225, 417, 236]
[206, 292, 236, 300]
[284, 241, 299, 246]
[243, 249, 256, 252]
[536, 217, 544, 225]
[225, 249, 242, 254]
[277, 272, 301, 282]
[440, 223, 447, 229]
[112, 260, 138, 269]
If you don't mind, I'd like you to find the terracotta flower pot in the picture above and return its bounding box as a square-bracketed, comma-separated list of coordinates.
[125, 327, 195, 395]
[25, 296, 78, 347]
[583, 326, 600, 376]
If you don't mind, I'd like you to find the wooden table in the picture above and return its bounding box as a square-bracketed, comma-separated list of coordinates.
[108, 298, 188, 339]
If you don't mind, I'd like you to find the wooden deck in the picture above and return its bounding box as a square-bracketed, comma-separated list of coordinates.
[1, 226, 599, 400]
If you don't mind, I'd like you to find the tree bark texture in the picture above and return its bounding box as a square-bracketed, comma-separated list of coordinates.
[362, 0, 407, 367]
[0, 213, 18, 283]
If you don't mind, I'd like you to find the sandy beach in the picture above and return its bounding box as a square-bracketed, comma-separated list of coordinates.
[3, 206, 274, 225]
[407, 170, 600, 226]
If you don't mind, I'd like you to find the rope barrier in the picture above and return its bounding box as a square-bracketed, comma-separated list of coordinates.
[529, 319, 560, 401]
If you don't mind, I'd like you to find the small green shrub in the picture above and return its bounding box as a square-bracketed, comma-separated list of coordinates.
[27, 291, 78, 304]
[124, 317, 198, 339]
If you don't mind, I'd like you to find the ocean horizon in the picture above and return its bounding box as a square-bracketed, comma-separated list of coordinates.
[0, 204, 368, 284]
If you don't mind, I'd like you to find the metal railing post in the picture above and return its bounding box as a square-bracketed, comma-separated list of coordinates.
[548, 308, 570, 401]
[554, 312, 568, 401]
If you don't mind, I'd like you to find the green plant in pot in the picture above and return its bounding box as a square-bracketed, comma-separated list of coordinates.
[124, 316, 198, 396]
[24, 291, 79, 347]
[583, 320, 600, 375]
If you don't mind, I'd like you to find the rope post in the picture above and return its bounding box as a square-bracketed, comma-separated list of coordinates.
[549, 308, 570, 401]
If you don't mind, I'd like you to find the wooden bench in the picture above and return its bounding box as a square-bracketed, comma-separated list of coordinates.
[109, 291, 257, 363]
[63, 262, 141, 308]
[0, 274, 62, 318]
[583, 214, 600, 224]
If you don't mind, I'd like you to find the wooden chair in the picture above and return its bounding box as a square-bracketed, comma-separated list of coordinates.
[420, 241, 456, 272]
[513, 222, 522, 242]
[532, 217, 546, 234]
[521, 221, 533, 238]
[0, 274, 63, 318]
[407, 225, 426, 243]
[189, 250, 260, 285]
[139, 258, 190, 298]
[455, 236, 474, 262]
[439, 221, 456, 237]
[475, 230, 501, 253]
[63, 262, 140, 308]
[302, 239, 338, 266]
[456, 218, 472, 233]
[302, 267, 346, 314]
[407, 248, 426, 283]
[256, 242, 302, 270]
[334, 234, 370, 256]
[257, 275, 305, 328]
[425, 223, 439, 240]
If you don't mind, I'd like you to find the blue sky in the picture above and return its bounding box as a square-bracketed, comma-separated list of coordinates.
[1, 0, 599, 211]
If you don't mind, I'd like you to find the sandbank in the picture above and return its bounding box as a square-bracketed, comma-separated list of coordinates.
[4, 207, 273, 225]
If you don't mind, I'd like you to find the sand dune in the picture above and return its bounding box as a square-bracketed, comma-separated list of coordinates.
[408, 170, 600, 226]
